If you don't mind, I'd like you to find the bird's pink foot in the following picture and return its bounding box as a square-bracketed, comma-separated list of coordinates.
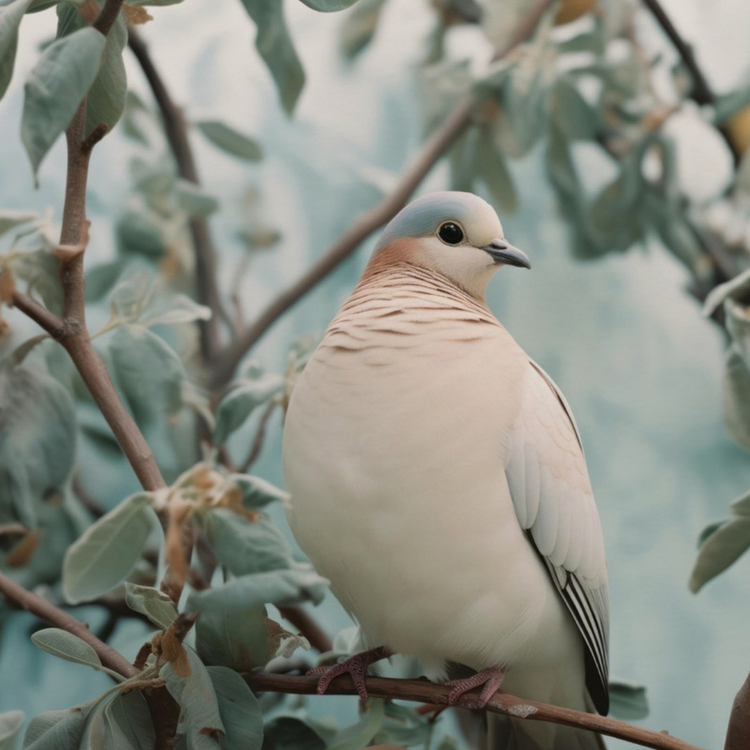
[307, 646, 391, 701]
[445, 667, 506, 708]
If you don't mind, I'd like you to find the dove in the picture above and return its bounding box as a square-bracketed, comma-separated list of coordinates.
[282, 191, 608, 749]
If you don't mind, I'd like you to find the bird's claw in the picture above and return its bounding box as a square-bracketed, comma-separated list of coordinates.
[307, 646, 390, 701]
[444, 667, 506, 708]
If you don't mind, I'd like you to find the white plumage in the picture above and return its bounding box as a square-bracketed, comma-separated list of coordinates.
[282, 192, 608, 749]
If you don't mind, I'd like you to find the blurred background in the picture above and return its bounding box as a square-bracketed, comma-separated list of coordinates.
[2, 0, 750, 748]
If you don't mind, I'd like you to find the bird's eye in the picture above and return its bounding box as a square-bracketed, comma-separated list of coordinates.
[438, 222, 464, 245]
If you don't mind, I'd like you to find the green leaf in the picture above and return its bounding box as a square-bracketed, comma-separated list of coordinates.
[125, 582, 179, 629]
[213, 374, 284, 445]
[10, 246, 64, 315]
[174, 180, 219, 217]
[499, 64, 547, 158]
[553, 76, 597, 141]
[690, 513, 750, 593]
[63, 492, 155, 603]
[262, 718, 325, 750]
[24, 704, 91, 749]
[127, 0, 184, 5]
[723, 349, 750, 451]
[0, 208, 37, 237]
[0, 363, 76, 529]
[21, 26, 106, 176]
[56, 2, 128, 138]
[238, 0, 305, 115]
[31, 628, 105, 672]
[196, 602, 271, 671]
[138, 292, 212, 328]
[339, 0, 386, 60]
[207, 667, 263, 749]
[162, 648, 225, 750]
[608, 681, 649, 720]
[195, 121, 263, 162]
[204, 508, 293, 576]
[0, 0, 33, 101]
[101, 692, 155, 750]
[232, 473, 290, 508]
[328, 699, 385, 750]
[0, 710, 24, 750]
[189, 567, 328, 612]
[115, 208, 167, 258]
[298, 0, 360, 9]
[477, 126, 517, 214]
[703, 265, 750, 317]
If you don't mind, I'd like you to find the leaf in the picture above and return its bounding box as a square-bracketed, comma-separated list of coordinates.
[138, 292, 212, 328]
[723, 349, 750, 451]
[204, 508, 292, 576]
[125, 582, 178, 629]
[0, 0, 33, 101]
[195, 121, 263, 162]
[101, 692, 155, 750]
[608, 681, 649, 721]
[238, 0, 305, 115]
[553, 75, 597, 141]
[0, 710, 24, 750]
[0, 363, 76, 529]
[298, 0, 360, 9]
[328, 700, 385, 750]
[115, 208, 167, 258]
[174, 180, 219, 217]
[162, 648, 225, 750]
[56, 1, 128, 138]
[339, 0, 386, 60]
[690, 513, 750, 593]
[704, 265, 750, 317]
[232, 473, 290, 508]
[63, 492, 155, 603]
[214, 374, 284, 445]
[31, 628, 104, 671]
[196, 602, 271, 671]
[262, 717, 325, 750]
[24, 704, 91, 749]
[127, 0, 184, 5]
[207, 667, 263, 749]
[21, 26, 106, 175]
[477, 126, 517, 214]
[189, 567, 328, 612]
[0, 209, 37, 238]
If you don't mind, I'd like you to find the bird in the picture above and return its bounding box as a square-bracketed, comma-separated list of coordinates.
[282, 191, 609, 749]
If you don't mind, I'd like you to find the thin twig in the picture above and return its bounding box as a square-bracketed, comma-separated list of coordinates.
[725, 670, 750, 750]
[0, 570, 137, 678]
[127, 27, 233, 361]
[211, 0, 556, 387]
[239, 399, 278, 472]
[245, 672, 704, 750]
[276, 605, 334, 654]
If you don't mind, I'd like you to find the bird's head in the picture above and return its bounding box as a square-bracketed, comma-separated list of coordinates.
[370, 191, 530, 299]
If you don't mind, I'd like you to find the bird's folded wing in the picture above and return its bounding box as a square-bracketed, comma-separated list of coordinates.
[505, 360, 609, 715]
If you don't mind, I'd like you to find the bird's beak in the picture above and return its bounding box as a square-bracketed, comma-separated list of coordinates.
[481, 239, 531, 269]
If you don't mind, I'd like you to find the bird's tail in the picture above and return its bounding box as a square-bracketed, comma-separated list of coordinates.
[488, 714, 606, 750]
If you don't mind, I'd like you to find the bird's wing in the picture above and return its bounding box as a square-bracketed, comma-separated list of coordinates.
[505, 360, 609, 715]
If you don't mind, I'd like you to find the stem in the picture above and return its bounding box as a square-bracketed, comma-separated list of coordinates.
[277, 605, 333, 654]
[127, 27, 232, 361]
[211, 0, 556, 387]
[726, 671, 750, 750]
[0, 570, 137, 678]
[246, 672, 704, 750]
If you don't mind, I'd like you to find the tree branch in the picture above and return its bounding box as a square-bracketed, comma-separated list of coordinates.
[725, 670, 750, 750]
[210, 0, 556, 387]
[126, 27, 232, 362]
[245, 672, 704, 750]
[276, 605, 333, 654]
[0, 570, 137, 678]
[640, 0, 738, 162]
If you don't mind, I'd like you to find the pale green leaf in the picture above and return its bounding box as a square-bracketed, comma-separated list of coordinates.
[553, 76, 597, 141]
[138, 292, 212, 328]
[162, 648, 225, 750]
[63, 492, 154, 603]
[328, 699, 385, 750]
[115, 208, 167, 258]
[24, 705, 91, 749]
[724, 349, 750, 451]
[195, 121, 263, 162]
[101, 692, 155, 750]
[703, 266, 750, 317]
[9, 246, 64, 315]
[0, 0, 33, 101]
[31, 628, 103, 671]
[690, 514, 750, 593]
[233, 473, 290, 508]
[608, 681, 649, 720]
[127, 0, 184, 5]
[298, 0, 360, 9]
[207, 667, 263, 749]
[262, 717, 325, 750]
[0, 710, 24, 750]
[477, 126, 517, 214]
[213, 374, 284, 445]
[339, 0, 386, 59]
[238, 0, 305, 115]
[125, 582, 178, 629]
[0, 209, 37, 238]
[174, 180, 219, 217]
[196, 602, 271, 671]
[204, 508, 293, 576]
[21, 26, 106, 175]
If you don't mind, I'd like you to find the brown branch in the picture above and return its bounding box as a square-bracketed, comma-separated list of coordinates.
[210, 0, 556, 387]
[0, 570, 137, 678]
[640, 0, 738, 163]
[725, 671, 750, 750]
[126, 27, 232, 362]
[277, 605, 334, 654]
[239, 399, 278, 472]
[245, 672, 704, 750]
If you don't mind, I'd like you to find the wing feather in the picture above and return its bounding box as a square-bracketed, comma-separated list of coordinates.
[506, 361, 609, 715]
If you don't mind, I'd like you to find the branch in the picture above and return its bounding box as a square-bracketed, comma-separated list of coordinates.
[127, 27, 232, 362]
[0, 570, 137, 678]
[245, 672, 704, 750]
[725, 670, 750, 750]
[640, 0, 738, 162]
[276, 605, 333, 654]
[211, 0, 556, 387]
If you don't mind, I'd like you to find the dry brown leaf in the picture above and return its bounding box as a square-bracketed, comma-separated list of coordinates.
[123, 4, 153, 24]
[0, 269, 16, 306]
[161, 625, 191, 678]
[6, 531, 40, 567]
[164, 500, 193, 592]
[78, 0, 99, 24]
